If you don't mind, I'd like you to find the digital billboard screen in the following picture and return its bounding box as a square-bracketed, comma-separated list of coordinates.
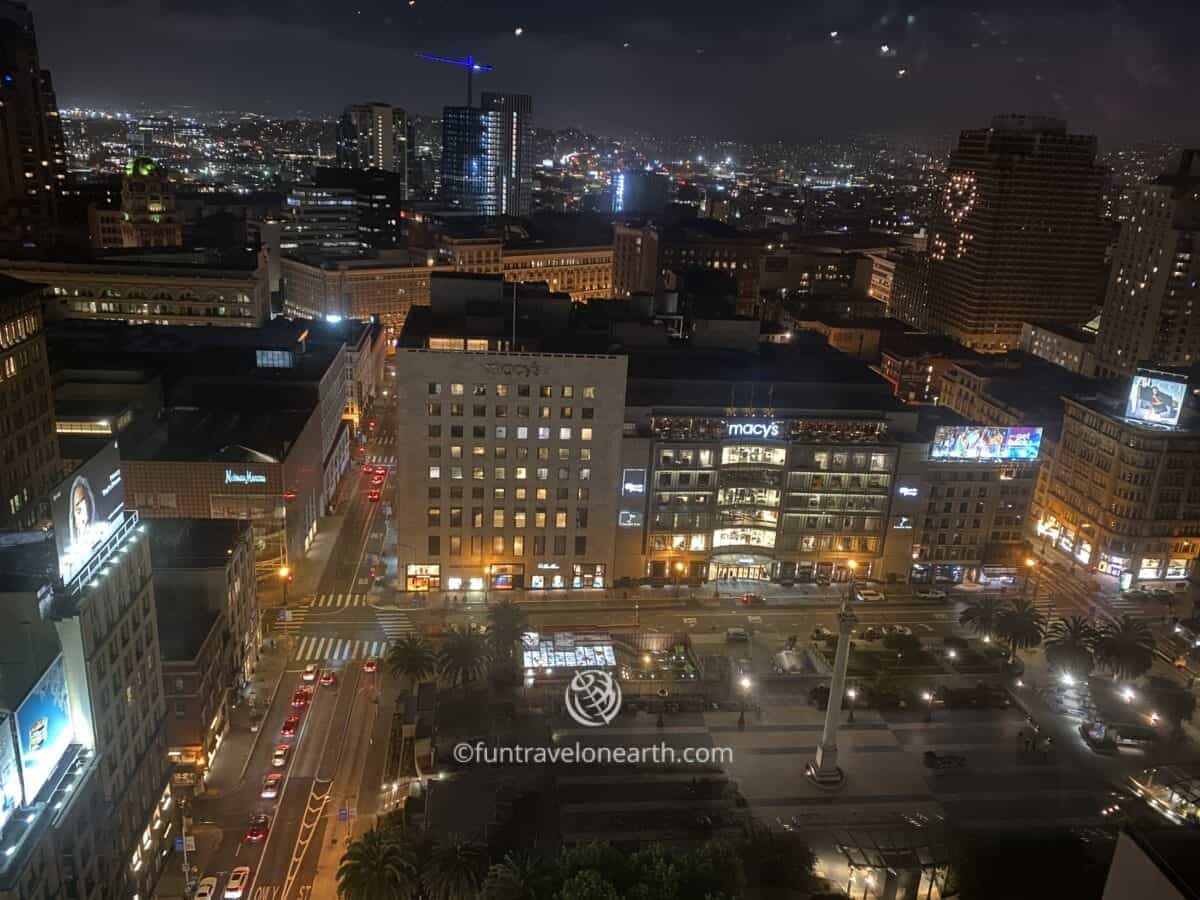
[930, 426, 1043, 461]
[50, 439, 125, 583]
[0, 717, 21, 832]
[1125, 372, 1188, 427]
[14, 655, 73, 804]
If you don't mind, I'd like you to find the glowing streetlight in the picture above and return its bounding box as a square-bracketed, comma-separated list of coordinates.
[846, 686, 858, 723]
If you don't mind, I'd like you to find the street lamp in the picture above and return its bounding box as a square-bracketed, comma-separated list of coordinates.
[1023, 557, 1038, 598]
[846, 559, 858, 604]
[278, 565, 291, 607]
[673, 561, 685, 596]
[738, 675, 752, 730]
[846, 686, 858, 724]
[922, 690, 933, 722]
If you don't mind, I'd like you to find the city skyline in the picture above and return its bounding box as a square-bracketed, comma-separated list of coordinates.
[28, 0, 1200, 143]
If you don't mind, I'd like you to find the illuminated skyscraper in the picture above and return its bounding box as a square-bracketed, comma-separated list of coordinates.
[1094, 150, 1200, 377]
[440, 93, 533, 217]
[926, 116, 1108, 351]
[336, 102, 408, 197]
[0, 1, 66, 248]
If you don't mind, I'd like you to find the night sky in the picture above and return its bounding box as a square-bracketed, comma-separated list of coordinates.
[31, 0, 1200, 142]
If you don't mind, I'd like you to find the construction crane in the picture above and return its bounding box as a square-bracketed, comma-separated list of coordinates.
[415, 53, 494, 107]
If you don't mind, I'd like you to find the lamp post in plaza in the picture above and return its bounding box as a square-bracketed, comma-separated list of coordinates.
[807, 560, 857, 786]
[278, 565, 291, 607]
[846, 686, 858, 724]
[1022, 557, 1039, 599]
[673, 560, 685, 596]
[738, 675, 752, 731]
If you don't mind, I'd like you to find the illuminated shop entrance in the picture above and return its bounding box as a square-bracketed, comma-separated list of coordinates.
[710, 554, 772, 582]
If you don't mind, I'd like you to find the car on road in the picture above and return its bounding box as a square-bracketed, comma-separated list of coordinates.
[260, 772, 283, 799]
[725, 627, 750, 642]
[371, 473, 386, 486]
[737, 593, 765, 606]
[858, 626, 882, 641]
[368, 488, 381, 502]
[362, 658, 379, 673]
[290, 689, 310, 709]
[280, 714, 301, 737]
[855, 588, 885, 602]
[319, 669, 337, 687]
[225, 866, 251, 899]
[194, 878, 218, 900]
[884, 624, 914, 636]
[914, 589, 947, 601]
[811, 625, 833, 641]
[244, 814, 270, 843]
[302, 663, 318, 682]
[271, 744, 290, 768]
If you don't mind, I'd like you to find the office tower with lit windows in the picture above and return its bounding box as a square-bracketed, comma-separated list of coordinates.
[0, 274, 60, 531]
[336, 102, 408, 198]
[926, 115, 1108, 351]
[480, 92, 533, 217]
[440, 93, 533, 218]
[0, 1, 67, 248]
[613, 170, 670, 217]
[1094, 150, 1200, 378]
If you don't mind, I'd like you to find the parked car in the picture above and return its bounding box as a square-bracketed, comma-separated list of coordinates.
[884, 624, 913, 636]
[260, 773, 283, 800]
[915, 589, 947, 601]
[194, 878, 218, 900]
[271, 744, 290, 768]
[858, 626, 882, 641]
[725, 627, 750, 642]
[811, 625, 833, 641]
[856, 588, 885, 602]
[225, 867, 251, 899]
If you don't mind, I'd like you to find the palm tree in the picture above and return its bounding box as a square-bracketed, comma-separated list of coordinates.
[996, 597, 1046, 661]
[958, 596, 1005, 640]
[438, 626, 491, 690]
[481, 852, 559, 900]
[337, 828, 419, 900]
[423, 839, 488, 900]
[1045, 616, 1096, 679]
[487, 598, 528, 663]
[1094, 615, 1156, 681]
[387, 634, 438, 687]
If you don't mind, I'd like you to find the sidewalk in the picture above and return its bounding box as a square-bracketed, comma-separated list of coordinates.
[151, 823, 222, 900]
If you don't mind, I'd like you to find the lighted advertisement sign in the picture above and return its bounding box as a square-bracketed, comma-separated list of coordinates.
[726, 420, 781, 439]
[50, 439, 125, 583]
[14, 656, 73, 804]
[0, 717, 21, 832]
[1125, 371, 1187, 427]
[930, 426, 1043, 462]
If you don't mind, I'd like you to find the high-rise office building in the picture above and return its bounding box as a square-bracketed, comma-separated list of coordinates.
[612, 170, 670, 217]
[926, 115, 1108, 351]
[0, 1, 67, 248]
[0, 274, 60, 530]
[1094, 150, 1200, 378]
[440, 93, 533, 217]
[481, 92, 533, 217]
[280, 185, 364, 257]
[336, 102, 408, 198]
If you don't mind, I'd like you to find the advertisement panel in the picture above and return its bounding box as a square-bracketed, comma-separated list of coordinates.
[0, 717, 21, 832]
[49, 439, 125, 583]
[14, 656, 74, 803]
[930, 426, 1043, 461]
[1125, 372, 1188, 427]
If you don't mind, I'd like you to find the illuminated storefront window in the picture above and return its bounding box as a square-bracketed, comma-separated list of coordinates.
[717, 487, 780, 507]
[1166, 558, 1189, 579]
[713, 527, 776, 549]
[1075, 541, 1091, 564]
[721, 445, 786, 466]
[1139, 558, 1163, 580]
[1098, 554, 1129, 576]
[406, 564, 441, 592]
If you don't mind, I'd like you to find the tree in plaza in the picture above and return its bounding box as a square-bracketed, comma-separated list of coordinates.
[480, 851, 560, 900]
[676, 838, 746, 900]
[559, 842, 634, 894]
[437, 625, 492, 690]
[735, 823, 818, 891]
[554, 870, 620, 900]
[423, 839, 489, 900]
[958, 596, 1005, 640]
[387, 634, 438, 687]
[1045, 616, 1097, 679]
[1094, 615, 1156, 681]
[337, 828, 419, 900]
[995, 597, 1046, 662]
[487, 598, 529, 671]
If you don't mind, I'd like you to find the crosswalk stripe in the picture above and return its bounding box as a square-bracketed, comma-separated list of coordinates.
[296, 636, 310, 658]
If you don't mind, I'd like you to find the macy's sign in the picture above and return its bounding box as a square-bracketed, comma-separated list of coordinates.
[726, 421, 781, 439]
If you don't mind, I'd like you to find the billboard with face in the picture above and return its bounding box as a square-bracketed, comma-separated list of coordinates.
[1125, 372, 1188, 427]
[14, 655, 73, 804]
[0, 717, 21, 832]
[930, 426, 1043, 461]
[50, 439, 125, 583]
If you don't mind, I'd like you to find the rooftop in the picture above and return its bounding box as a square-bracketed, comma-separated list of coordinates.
[155, 590, 220, 662]
[1025, 320, 1097, 345]
[149, 518, 250, 569]
[0, 272, 42, 307]
[123, 407, 313, 462]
